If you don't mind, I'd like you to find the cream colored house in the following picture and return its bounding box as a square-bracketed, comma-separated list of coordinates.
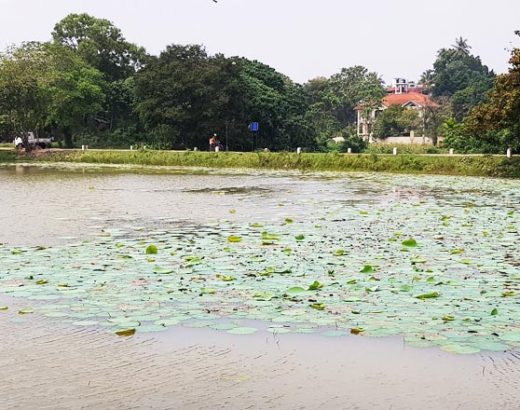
[356, 78, 438, 144]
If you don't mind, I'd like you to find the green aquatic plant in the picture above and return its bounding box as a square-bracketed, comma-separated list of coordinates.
[1, 170, 520, 354]
[145, 244, 158, 254]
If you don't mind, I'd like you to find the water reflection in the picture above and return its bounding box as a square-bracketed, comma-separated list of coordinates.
[1, 164, 519, 247]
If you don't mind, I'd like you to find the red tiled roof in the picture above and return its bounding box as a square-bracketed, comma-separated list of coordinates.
[383, 92, 438, 108]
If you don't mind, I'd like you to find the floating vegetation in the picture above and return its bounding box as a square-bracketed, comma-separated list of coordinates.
[0, 170, 519, 355]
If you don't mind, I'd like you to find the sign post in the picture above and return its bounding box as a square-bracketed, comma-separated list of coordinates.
[248, 122, 259, 151]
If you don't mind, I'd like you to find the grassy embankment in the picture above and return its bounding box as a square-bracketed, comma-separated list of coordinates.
[364, 143, 448, 155]
[33, 149, 520, 178]
[0, 151, 16, 162]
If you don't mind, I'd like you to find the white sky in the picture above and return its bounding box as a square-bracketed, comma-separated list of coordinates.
[1, 0, 519, 84]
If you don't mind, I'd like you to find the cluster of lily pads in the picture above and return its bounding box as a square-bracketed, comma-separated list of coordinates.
[0, 171, 519, 355]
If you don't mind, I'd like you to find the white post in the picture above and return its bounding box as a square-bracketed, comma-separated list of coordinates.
[130, 145, 133, 151]
[393, 147, 397, 156]
[507, 148, 512, 158]
[215, 146, 219, 152]
[449, 148, 454, 155]
[81, 145, 85, 151]
[297, 147, 302, 154]
[347, 148, 352, 154]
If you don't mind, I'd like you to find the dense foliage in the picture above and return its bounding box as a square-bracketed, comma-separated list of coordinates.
[424, 38, 495, 121]
[372, 106, 420, 139]
[0, 42, 105, 149]
[0, 14, 518, 154]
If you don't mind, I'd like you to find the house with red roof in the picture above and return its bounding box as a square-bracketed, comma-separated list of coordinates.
[356, 78, 438, 144]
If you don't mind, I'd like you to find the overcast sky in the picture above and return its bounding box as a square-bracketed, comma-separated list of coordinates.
[1, 0, 519, 84]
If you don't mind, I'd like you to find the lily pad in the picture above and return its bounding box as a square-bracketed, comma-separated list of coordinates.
[308, 281, 324, 291]
[441, 344, 480, 355]
[360, 265, 375, 274]
[415, 292, 440, 300]
[227, 235, 242, 243]
[402, 239, 418, 247]
[286, 287, 306, 294]
[115, 328, 136, 337]
[145, 244, 158, 255]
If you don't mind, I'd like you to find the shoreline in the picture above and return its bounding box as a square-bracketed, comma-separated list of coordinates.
[1, 148, 520, 178]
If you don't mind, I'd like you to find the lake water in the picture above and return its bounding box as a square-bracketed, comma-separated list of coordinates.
[1, 163, 519, 409]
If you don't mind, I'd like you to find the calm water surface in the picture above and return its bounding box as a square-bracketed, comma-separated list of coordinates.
[0, 163, 394, 246]
[2, 163, 518, 247]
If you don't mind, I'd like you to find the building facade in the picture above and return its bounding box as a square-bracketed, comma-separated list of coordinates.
[356, 78, 438, 144]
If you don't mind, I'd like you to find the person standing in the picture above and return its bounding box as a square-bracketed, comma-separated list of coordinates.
[209, 133, 218, 151]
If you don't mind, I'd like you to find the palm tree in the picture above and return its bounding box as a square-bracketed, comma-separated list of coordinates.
[420, 69, 435, 90]
[452, 37, 471, 56]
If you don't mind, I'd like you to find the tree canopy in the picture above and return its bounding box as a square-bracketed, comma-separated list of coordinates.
[0, 14, 515, 154]
[372, 106, 420, 139]
[463, 33, 520, 152]
[0, 42, 105, 148]
[52, 13, 147, 81]
[303, 66, 384, 149]
[425, 39, 495, 120]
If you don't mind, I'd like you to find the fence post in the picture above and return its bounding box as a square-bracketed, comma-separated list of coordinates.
[507, 148, 512, 158]
[449, 148, 454, 155]
[393, 147, 397, 156]
[347, 148, 352, 154]
[296, 147, 302, 154]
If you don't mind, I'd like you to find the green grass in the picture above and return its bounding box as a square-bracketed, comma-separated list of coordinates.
[365, 143, 449, 155]
[29, 150, 520, 178]
[0, 150, 16, 162]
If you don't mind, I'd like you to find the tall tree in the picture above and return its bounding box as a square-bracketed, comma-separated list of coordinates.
[44, 44, 106, 146]
[452, 37, 471, 56]
[134, 46, 310, 151]
[235, 58, 309, 150]
[0, 43, 49, 150]
[52, 13, 147, 81]
[134, 45, 235, 149]
[303, 66, 384, 148]
[421, 97, 450, 146]
[0, 42, 105, 149]
[464, 31, 520, 152]
[326, 66, 384, 125]
[52, 13, 147, 136]
[426, 38, 494, 120]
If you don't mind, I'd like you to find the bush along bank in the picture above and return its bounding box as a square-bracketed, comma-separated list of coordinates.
[27, 150, 520, 178]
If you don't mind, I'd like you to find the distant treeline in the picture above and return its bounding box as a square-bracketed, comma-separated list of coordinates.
[0, 14, 519, 153]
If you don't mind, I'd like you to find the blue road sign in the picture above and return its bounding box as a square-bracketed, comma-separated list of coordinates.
[249, 122, 259, 132]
